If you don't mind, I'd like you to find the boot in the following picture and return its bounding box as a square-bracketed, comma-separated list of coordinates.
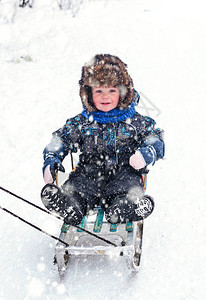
[105, 194, 154, 224]
[41, 184, 85, 226]
[132, 195, 154, 221]
[105, 194, 135, 224]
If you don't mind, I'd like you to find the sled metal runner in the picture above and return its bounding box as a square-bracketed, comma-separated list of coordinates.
[55, 208, 144, 275]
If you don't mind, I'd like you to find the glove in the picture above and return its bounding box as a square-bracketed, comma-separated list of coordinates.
[129, 150, 146, 170]
[43, 156, 65, 184]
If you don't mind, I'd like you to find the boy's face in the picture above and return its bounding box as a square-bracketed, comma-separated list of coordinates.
[92, 87, 120, 112]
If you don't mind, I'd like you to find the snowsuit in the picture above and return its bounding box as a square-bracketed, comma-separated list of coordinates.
[42, 54, 164, 224]
[43, 97, 164, 222]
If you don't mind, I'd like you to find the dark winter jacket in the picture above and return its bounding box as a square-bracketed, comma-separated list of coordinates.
[43, 108, 164, 176]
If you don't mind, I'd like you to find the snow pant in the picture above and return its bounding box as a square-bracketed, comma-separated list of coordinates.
[61, 162, 144, 223]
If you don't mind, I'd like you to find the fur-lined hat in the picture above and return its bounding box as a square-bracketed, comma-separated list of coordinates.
[79, 54, 134, 112]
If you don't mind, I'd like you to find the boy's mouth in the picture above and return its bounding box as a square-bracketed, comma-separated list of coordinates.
[101, 102, 111, 105]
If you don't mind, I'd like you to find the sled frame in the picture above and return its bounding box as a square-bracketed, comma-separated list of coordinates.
[55, 213, 144, 276]
[54, 173, 147, 276]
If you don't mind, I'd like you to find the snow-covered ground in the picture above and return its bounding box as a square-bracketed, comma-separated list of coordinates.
[0, 0, 206, 299]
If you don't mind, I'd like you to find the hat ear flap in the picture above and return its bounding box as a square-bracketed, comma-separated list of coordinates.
[85, 86, 96, 111]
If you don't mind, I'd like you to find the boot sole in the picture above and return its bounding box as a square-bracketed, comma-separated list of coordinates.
[134, 195, 154, 219]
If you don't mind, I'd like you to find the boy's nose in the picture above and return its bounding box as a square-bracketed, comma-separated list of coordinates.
[102, 93, 109, 98]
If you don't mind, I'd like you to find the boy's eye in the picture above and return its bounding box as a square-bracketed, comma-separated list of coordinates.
[96, 90, 102, 93]
[109, 89, 116, 93]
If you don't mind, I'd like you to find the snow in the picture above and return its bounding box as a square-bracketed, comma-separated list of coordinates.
[0, 0, 206, 299]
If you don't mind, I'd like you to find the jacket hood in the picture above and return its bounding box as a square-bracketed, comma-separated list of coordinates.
[79, 54, 134, 112]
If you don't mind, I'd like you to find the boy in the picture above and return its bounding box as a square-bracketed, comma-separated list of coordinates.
[41, 54, 164, 225]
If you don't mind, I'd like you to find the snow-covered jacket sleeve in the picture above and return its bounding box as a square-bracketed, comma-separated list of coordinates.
[43, 115, 82, 162]
[138, 116, 165, 166]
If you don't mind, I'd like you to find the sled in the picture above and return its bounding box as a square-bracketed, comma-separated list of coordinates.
[54, 172, 147, 276]
[54, 209, 144, 276]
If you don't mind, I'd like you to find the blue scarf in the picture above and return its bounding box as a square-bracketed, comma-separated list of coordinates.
[81, 102, 136, 124]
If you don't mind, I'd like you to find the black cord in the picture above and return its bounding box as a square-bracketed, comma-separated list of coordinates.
[0, 186, 62, 219]
[0, 205, 69, 247]
[0, 185, 117, 247]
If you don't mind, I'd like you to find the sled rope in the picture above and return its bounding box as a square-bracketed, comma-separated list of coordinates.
[0, 205, 70, 247]
[0, 186, 62, 219]
[0, 185, 117, 247]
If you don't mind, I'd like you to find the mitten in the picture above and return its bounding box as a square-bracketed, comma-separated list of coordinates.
[43, 156, 65, 184]
[129, 150, 146, 170]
